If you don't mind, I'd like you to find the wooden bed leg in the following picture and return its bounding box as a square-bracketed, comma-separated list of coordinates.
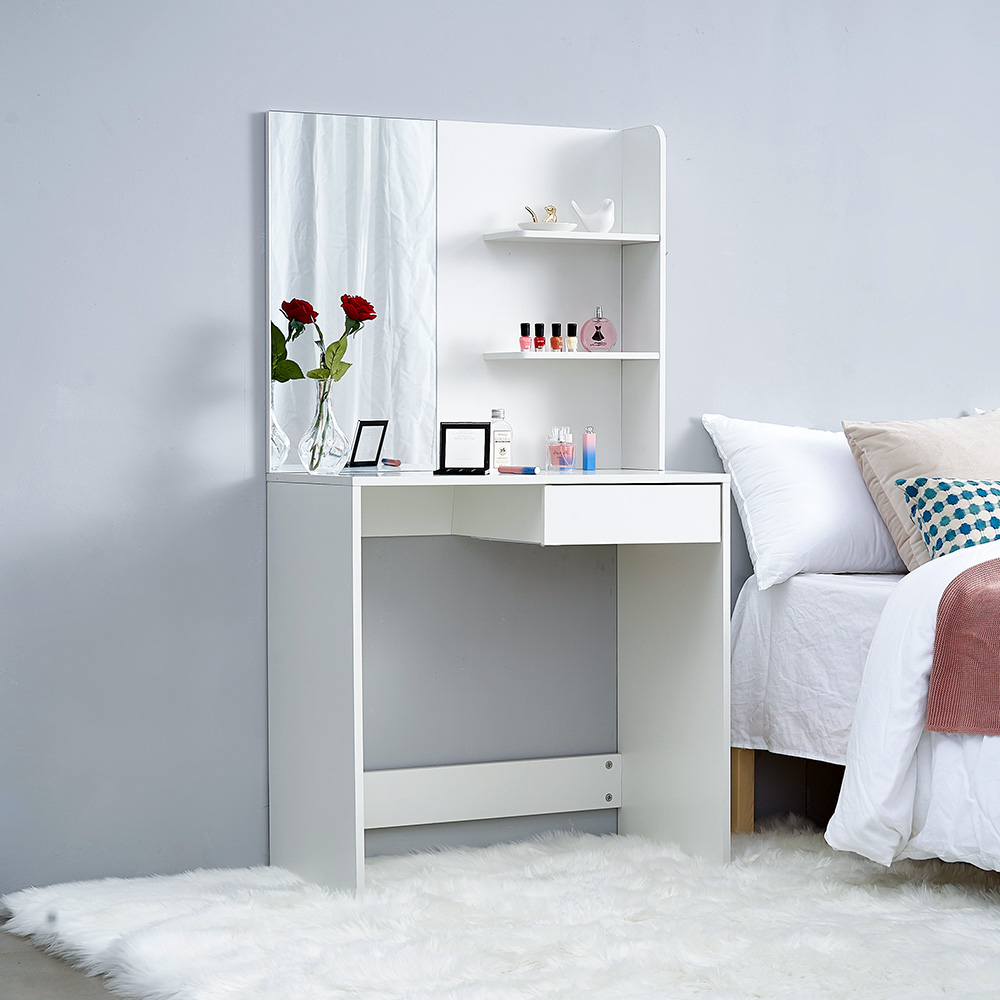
[731, 747, 755, 834]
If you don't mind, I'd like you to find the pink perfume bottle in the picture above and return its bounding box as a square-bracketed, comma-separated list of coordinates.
[582, 426, 596, 471]
[580, 306, 617, 352]
[546, 426, 575, 472]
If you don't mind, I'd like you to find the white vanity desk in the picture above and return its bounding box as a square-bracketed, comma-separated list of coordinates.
[267, 468, 731, 892]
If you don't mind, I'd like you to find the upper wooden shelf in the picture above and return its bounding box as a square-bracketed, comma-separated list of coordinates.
[482, 230, 659, 246]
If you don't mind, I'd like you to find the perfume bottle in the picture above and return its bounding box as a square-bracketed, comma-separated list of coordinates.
[550, 322, 562, 352]
[534, 323, 546, 351]
[491, 408, 512, 470]
[580, 306, 617, 352]
[546, 426, 575, 472]
[566, 322, 578, 352]
[519, 322, 531, 352]
[582, 426, 596, 471]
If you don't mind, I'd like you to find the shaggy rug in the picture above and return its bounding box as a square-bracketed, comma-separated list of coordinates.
[4, 820, 1000, 999]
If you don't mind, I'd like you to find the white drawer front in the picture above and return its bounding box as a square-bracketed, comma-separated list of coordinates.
[543, 484, 721, 545]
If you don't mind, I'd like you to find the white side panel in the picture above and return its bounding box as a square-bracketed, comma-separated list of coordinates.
[617, 487, 731, 864]
[267, 481, 365, 891]
[621, 125, 666, 469]
[364, 754, 621, 828]
[620, 356, 664, 470]
[621, 125, 666, 234]
[543, 484, 721, 546]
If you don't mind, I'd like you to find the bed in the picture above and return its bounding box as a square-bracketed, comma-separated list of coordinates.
[704, 409, 1000, 870]
[731, 570, 902, 766]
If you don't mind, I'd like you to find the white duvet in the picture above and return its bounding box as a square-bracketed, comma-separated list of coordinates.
[826, 543, 1000, 870]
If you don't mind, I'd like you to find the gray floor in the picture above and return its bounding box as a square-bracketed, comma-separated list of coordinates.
[0, 920, 114, 998]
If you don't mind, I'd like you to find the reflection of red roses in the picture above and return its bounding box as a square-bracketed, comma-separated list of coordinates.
[281, 298, 318, 324]
[341, 295, 377, 323]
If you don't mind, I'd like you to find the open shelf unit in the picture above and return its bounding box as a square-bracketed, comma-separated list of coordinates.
[436, 120, 666, 471]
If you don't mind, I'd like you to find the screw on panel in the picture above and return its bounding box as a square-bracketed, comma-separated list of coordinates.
[605, 793, 613, 802]
[605, 760, 614, 769]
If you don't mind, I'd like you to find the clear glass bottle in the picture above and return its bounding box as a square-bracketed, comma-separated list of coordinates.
[546, 426, 575, 472]
[270, 380, 290, 471]
[580, 305, 617, 352]
[491, 408, 512, 470]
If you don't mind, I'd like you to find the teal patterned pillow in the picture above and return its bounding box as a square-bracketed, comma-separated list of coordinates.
[896, 477, 1000, 560]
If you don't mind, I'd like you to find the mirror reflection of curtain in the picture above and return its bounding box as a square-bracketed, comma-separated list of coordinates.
[269, 113, 437, 467]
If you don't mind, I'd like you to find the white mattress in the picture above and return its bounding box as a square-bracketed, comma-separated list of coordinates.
[731, 572, 904, 764]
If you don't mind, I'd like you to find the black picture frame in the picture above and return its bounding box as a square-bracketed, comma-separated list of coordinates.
[347, 420, 389, 468]
[434, 421, 491, 475]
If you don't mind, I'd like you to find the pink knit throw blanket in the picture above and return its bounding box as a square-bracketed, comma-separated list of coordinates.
[926, 556, 1000, 734]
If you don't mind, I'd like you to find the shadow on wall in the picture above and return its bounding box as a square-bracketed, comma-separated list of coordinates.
[0, 322, 268, 894]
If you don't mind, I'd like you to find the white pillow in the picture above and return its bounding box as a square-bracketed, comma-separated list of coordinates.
[702, 413, 906, 590]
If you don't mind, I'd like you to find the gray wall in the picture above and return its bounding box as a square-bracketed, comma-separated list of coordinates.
[3, 0, 999, 892]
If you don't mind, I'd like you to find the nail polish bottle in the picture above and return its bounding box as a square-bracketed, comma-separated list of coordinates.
[580, 306, 617, 352]
[582, 425, 596, 471]
[519, 322, 531, 352]
[546, 426, 575, 472]
[534, 323, 546, 352]
[566, 322, 578, 352]
[550, 322, 562, 352]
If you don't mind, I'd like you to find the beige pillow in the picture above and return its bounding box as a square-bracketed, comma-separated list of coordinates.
[842, 410, 1000, 570]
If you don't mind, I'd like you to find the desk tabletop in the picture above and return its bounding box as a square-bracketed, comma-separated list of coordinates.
[267, 468, 729, 488]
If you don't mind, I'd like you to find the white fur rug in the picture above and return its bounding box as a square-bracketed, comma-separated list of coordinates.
[5, 821, 1000, 999]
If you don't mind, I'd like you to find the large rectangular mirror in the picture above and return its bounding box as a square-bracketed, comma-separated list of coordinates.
[268, 112, 437, 470]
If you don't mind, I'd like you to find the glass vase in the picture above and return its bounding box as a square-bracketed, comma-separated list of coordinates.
[269, 381, 290, 472]
[298, 378, 350, 475]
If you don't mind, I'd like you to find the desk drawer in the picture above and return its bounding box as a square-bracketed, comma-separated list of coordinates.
[542, 484, 721, 545]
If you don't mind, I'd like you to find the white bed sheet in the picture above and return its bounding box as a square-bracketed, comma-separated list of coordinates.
[826, 543, 1000, 870]
[731, 571, 904, 764]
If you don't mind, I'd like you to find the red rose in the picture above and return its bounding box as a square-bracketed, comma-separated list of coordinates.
[340, 294, 377, 323]
[281, 298, 318, 325]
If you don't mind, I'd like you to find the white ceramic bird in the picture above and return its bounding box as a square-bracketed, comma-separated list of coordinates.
[570, 198, 615, 233]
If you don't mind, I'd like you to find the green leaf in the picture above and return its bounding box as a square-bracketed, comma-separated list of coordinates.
[324, 336, 348, 370]
[272, 359, 304, 383]
[271, 324, 287, 362]
[330, 360, 352, 382]
[306, 367, 330, 380]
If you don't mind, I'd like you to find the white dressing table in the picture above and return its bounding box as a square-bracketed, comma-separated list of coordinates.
[268, 469, 730, 891]
[267, 114, 731, 891]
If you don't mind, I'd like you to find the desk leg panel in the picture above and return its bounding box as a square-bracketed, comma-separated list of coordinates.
[267, 482, 364, 891]
[617, 541, 731, 863]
